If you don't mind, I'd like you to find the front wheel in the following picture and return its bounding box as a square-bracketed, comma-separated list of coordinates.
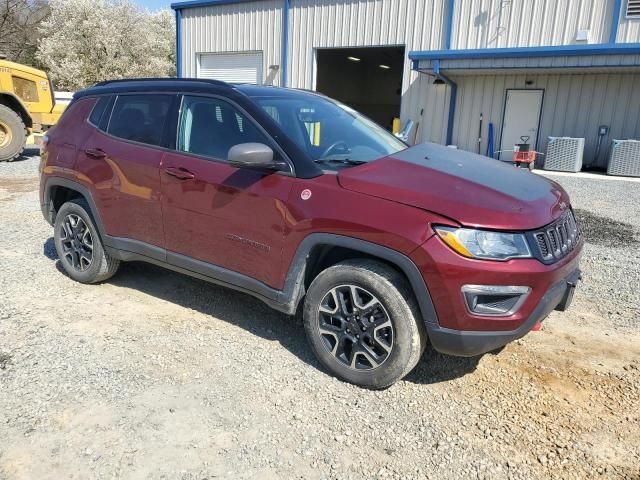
[303, 260, 426, 389]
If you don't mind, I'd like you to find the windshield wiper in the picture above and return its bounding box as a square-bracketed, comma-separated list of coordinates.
[314, 158, 366, 166]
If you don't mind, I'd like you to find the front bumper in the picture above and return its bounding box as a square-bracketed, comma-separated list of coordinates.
[424, 269, 581, 357]
[410, 229, 583, 357]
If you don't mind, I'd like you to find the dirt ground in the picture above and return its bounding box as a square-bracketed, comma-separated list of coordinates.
[0, 153, 639, 480]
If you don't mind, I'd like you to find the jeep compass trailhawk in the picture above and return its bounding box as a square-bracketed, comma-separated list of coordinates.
[40, 79, 583, 388]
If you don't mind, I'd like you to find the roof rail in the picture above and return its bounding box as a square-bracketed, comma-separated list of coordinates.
[93, 77, 230, 87]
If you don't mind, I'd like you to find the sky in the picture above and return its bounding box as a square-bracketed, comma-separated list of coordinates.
[134, 0, 173, 11]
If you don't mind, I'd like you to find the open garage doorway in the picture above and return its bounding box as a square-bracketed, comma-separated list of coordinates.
[315, 46, 405, 131]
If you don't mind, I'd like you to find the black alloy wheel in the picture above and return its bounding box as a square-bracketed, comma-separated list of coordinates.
[317, 284, 394, 370]
[58, 213, 94, 271]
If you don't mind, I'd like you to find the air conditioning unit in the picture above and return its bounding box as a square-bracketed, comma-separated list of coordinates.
[607, 140, 640, 177]
[544, 137, 585, 172]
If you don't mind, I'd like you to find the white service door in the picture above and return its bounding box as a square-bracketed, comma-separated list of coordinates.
[197, 52, 263, 84]
[499, 89, 544, 161]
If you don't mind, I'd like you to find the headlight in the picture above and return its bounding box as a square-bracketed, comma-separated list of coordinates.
[434, 226, 531, 261]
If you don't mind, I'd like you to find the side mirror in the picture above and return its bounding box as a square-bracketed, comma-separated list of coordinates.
[228, 143, 282, 171]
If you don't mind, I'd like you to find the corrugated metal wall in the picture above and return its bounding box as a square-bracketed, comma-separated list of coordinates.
[178, 0, 639, 167]
[424, 72, 640, 168]
[618, 13, 640, 43]
[180, 0, 283, 84]
[451, 0, 616, 48]
[287, 0, 449, 123]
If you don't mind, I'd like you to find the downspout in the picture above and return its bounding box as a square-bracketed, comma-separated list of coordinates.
[609, 0, 622, 44]
[281, 0, 290, 87]
[433, 60, 457, 146]
[175, 8, 183, 78]
[442, 0, 456, 145]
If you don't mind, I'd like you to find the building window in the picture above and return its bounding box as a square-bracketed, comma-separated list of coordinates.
[628, 0, 640, 18]
[12, 76, 38, 103]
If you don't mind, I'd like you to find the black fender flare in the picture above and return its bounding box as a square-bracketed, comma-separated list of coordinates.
[278, 233, 439, 326]
[41, 177, 106, 235]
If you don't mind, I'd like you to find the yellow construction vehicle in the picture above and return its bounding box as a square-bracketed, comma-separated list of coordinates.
[0, 55, 66, 161]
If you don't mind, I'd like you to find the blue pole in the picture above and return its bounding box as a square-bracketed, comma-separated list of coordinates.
[487, 122, 494, 158]
[175, 9, 182, 78]
[609, 0, 622, 44]
[445, 0, 455, 50]
[281, 0, 290, 86]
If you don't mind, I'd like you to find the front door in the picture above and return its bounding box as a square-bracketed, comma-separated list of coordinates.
[160, 94, 294, 288]
[499, 89, 544, 161]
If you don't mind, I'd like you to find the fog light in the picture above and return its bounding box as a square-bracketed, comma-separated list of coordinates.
[461, 285, 531, 316]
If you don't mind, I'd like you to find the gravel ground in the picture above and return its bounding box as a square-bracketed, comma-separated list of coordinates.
[0, 154, 639, 480]
[535, 172, 640, 331]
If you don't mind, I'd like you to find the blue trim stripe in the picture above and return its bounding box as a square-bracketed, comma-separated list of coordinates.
[610, 0, 623, 43]
[419, 63, 640, 72]
[172, 0, 262, 10]
[175, 9, 182, 77]
[282, 0, 289, 86]
[409, 42, 640, 61]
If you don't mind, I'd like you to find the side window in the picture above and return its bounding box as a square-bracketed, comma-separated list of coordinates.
[88, 96, 111, 126]
[107, 94, 173, 147]
[177, 95, 276, 161]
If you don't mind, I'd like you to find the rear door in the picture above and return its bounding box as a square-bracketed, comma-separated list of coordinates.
[76, 93, 175, 250]
[160, 94, 294, 288]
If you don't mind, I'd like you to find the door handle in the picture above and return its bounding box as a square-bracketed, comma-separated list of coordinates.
[164, 166, 195, 180]
[84, 148, 106, 160]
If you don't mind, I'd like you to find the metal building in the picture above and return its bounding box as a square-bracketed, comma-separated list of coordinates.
[172, 0, 640, 169]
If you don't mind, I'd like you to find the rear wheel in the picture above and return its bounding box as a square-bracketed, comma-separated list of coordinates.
[0, 104, 26, 162]
[303, 260, 425, 389]
[53, 199, 120, 283]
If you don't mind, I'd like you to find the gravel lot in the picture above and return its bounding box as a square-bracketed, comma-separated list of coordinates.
[1, 153, 639, 480]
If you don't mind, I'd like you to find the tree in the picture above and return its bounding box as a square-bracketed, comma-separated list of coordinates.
[37, 0, 175, 90]
[0, 0, 50, 66]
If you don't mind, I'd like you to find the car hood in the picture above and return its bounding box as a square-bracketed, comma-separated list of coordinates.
[337, 143, 570, 230]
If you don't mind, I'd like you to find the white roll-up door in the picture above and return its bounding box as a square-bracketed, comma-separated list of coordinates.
[197, 52, 263, 84]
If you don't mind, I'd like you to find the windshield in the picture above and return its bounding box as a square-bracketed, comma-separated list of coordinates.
[252, 94, 406, 165]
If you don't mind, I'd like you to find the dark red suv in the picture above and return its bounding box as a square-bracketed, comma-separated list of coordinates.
[40, 79, 582, 388]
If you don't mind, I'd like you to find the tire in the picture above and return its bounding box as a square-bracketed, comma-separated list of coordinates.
[303, 259, 426, 389]
[53, 199, 120, 283]
[0, 104, 26, 162]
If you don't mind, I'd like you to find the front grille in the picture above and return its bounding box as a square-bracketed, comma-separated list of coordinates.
[531, 210, 581, 263]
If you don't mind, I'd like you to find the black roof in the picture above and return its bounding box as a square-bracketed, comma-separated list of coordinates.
[75, 78, 318, 100]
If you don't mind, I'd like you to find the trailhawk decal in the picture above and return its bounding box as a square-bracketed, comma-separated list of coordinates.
[225, 234, 271, 253]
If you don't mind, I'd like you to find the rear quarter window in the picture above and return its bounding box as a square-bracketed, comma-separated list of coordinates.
[88, 96, 111, 127]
